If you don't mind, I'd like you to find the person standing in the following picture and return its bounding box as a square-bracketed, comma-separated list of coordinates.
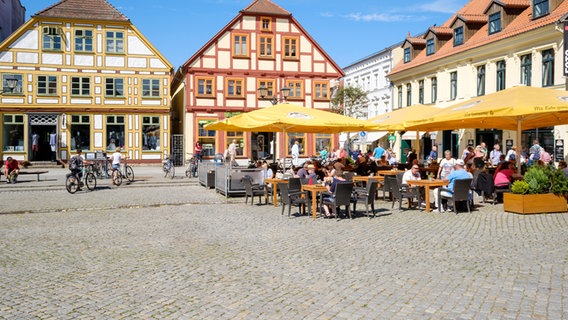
[372, 143, 385, 161]
[427, 145, 438, 162]
[227, 139, 238, 166]
[291, 140, 300, 167]
[194, 141, 203, 162]
[31, 132, 39, 160]
[437, 150, 456, 180]
[489, 144, 502, 166]
[49, 131, 57, 161]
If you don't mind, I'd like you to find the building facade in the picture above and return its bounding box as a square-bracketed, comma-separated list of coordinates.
[0, 0, 172, 163]
[171, 0, 344, 162]
[0, 0, 25, 43]
[388, 0, 568, 161]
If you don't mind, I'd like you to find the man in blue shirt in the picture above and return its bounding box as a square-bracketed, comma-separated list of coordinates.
[433, 159, 472, 212]
[372, 143, 385, 161]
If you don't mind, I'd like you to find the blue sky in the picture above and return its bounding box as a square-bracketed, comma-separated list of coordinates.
[23, 0, 469, 69]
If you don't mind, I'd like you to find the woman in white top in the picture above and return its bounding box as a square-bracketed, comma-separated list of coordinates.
[437, 150, 456, 180]
[111, 147, 125, 171]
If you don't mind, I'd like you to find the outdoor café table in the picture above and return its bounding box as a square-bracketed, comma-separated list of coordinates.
[377, 170, 403, 176]
[302, 184, 328, 219]
[406, 179, 448, 213]
[352, 175, 384, 188]
[265, 178, 286, 207]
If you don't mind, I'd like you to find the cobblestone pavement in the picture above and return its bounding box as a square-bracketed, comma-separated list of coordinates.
[1, 167, 567, 319]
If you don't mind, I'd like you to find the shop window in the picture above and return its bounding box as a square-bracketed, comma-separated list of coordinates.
[2, 114, 24, 152]
[37, 75, 58, 96]
[106, 31, 124, 54]
[74, 29, 93, 52]
[142, 116, 160, 151]
[70, 115, 91, 151]
[106, 115, 125, 151]
[287, 132, 306, 156]
[197, 119, 216, 157]
[226, 132, 244, 157]
[142, 79, 160, 97]
[315, 134, 332, 156]
[105, 78, 124, 97]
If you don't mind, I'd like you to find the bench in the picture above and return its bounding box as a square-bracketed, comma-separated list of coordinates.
[1, 170, 49, 181]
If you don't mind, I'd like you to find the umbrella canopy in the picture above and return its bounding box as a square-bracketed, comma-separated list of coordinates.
[405, 86, 568, 131]
[367, 104, 442, 131]
[205, 103, 376, 133]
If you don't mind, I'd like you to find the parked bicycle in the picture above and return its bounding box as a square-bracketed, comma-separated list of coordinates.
[185, 153, 198, 178]
[162, 155, 175, 179]
[66, 166, 96, 194]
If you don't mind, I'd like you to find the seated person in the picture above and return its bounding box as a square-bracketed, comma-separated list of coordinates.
[494, 161, 521, 188]
[306, 164, 317, 182]
[377, 155, 389, 166]
[402, 164, 425, 205]
[354, 155, 370, 176]
[433, 159, 472, 212]
[322, 171, 346, 218]
[559, 160, 568, 178]
[295, 162, 309, 179]
[4, 157, 20, 183]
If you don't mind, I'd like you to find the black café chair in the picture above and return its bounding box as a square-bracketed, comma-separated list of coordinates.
[278, 182, 311, 217]
[389, 174, 421, 210]
[352, 179, 379, 218]
[322, 182, 354, 219]
[438, 178, 473, 214]
[241, 176, 269, 205]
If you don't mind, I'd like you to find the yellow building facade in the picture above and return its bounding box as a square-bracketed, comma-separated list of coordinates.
[0, 0, 172, 164]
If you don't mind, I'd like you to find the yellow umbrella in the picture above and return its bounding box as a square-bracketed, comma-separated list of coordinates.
[405, 86, 568, 131]
[205, 103, 376, 133]
[367, 104, 443, 131]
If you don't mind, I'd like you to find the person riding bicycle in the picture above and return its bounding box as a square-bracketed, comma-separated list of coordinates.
[111, 147, 125, 174]
[69, 149, 87, 190]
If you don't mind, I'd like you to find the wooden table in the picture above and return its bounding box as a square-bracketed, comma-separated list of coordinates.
[377, 170, 403, 176]
[406, 179, 448, 213]
[352, 175, 383, 185]
[302, 184, 328, 219]
[264, 178, 286, 207]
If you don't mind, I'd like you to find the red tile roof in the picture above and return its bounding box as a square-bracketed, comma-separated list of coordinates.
[241, 0, 291, 16]
[390, 0, 568, 76]
[33, 0, 129, 22]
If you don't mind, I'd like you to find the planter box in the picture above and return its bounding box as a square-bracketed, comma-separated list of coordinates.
[503, 193, 568, 214]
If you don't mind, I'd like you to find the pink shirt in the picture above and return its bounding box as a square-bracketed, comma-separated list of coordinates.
[494, 169, 513, 187]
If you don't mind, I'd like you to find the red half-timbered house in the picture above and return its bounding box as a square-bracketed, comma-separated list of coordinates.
[171, 0, 344, 163]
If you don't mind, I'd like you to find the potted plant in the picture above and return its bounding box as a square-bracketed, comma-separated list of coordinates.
[504, 165, 568, 214]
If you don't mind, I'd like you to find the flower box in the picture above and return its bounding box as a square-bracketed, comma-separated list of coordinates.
[503, 193, 568, 214]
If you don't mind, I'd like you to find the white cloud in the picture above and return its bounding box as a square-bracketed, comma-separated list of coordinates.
[345, 13, 423, 23]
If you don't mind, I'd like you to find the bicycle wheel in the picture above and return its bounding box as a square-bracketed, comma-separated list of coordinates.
[112, 170, 123, 186]
[66, 174, 79, 194]
[125, 166, 134, 182]
[85, 172, 97, 191]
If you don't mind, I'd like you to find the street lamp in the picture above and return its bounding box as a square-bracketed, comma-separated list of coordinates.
[1, 78, 19, 94]
[258, 85, 291, 105]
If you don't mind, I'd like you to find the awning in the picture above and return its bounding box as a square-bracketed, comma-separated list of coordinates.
[401, 131, 426, 140]
[350, 131, 388, 142]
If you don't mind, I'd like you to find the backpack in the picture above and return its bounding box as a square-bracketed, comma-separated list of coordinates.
[533, 149, 541, 160]
[69, 156, 79, 170]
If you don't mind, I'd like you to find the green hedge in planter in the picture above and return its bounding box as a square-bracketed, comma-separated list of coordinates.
[511, 165, 568, 196]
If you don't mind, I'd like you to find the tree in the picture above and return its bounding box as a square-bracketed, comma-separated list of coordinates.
[331, 86, 369, 157]
[330, 86, 369, 119]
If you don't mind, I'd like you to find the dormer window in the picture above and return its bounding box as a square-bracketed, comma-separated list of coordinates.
[453, 27, 464, 46]
[488, 12, 501, 34]
[533, 0, 549, 18]
[426, 38, 435, 55]
[404, 48, 411, 63]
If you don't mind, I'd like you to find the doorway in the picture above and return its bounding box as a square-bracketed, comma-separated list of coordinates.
[30, 125, 56, 161]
